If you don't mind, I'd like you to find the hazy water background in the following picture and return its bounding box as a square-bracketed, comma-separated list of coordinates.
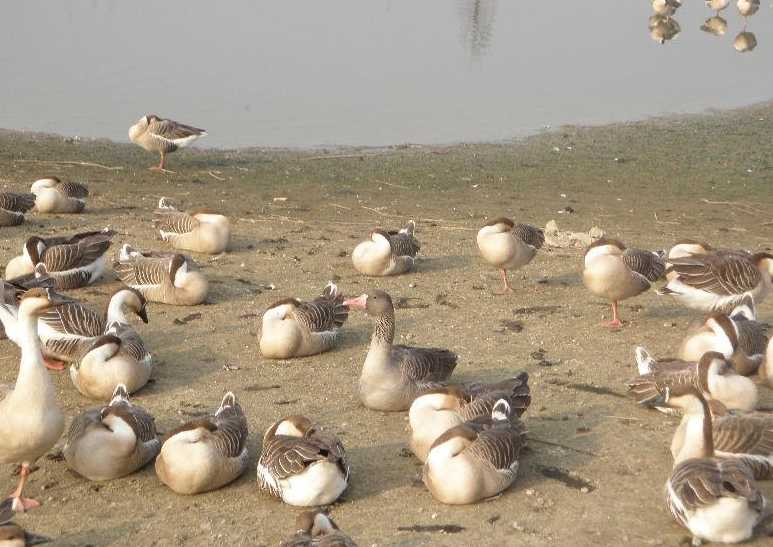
[1, 0, 770, 148]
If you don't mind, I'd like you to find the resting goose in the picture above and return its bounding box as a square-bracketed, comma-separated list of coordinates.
[652, 0, 681, 17]
[5, 229, 114, 289]
[0, 499, 50, 545]
[649, 14, 681, 44]
[152, 198, 230, 255]
[129, 114, 207, 172]
[476, 218, 544, 294]
[666, 240, 712, 281]
[156, 392, 248, 494]
[344, 290, 458, 411]
[260, 282, 349, 359]
[706, 0, 730, 11]
[583, 238, 665, 328]
[258, 415, 349, 507]
[423, 399, 526, 505]
[734, 31, 758, 53]
[30, 178, 88, 214]
[0, 193, 35, 227]
[409, 372, 531, 462]
[701, 15, 728, 35]
[280, 511, 357, 547]
[662, 386, 765, 545]
[0, 289, 66, 512]
[351, 221, 420, 276]
[737, 0, 760, 17]
[63, 384, 159, 481]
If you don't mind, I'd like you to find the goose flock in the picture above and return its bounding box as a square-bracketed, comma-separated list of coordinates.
[0, 115, 772, 545]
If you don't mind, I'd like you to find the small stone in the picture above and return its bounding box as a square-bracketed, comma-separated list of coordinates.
[511, 521, 524, 531]
[580, 487, 590, 493]
[525, 489, 535, 496]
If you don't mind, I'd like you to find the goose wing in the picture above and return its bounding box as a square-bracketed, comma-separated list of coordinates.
[115, 255, 170, 290]
[148, 118, 206, 141]
[461, 373, 531, 421]
[668, 253, 761, 295]
[714, 414, 773, 457]
[393, 345, 458, 386]
[387, 231, 420, 257]
[40, 235, 111, 271]
[153, 209, 199, 235]
[292, 292, 348, 333]
[39, 301, 104, 337]
[465, 420, 527, 476]
[623, 249, 665, 282]
[735, 319, 769, 357]
[57, 181, 89, 199]
[0, 192, 36, 213]
[513, 223, 545, 249]
[212, 400, 248, 459]
[107, 322, 150, 364]
[625, 360, 702, 406]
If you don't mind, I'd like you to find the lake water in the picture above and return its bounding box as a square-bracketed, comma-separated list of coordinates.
[1, 0, 771, 148]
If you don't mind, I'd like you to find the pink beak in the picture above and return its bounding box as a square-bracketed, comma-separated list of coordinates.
[343, 294, 368, 310]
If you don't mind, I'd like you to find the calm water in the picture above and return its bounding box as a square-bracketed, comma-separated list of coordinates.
[1, 1, 771, 148]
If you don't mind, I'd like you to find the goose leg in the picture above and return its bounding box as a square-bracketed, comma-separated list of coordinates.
[8, 464, 40, 512]
[602, 301, 623, 329]
[149, 151, 175, 174]
[493, 269, 514, 295]
[42, 357, 65, 371]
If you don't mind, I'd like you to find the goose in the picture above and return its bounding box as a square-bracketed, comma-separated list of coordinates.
[409, 372, 531, 462]
[652, 0, 681, 17]
[476, 218, 544, 294]
[0, 289, 66, 512]
[4, 229, 114, 289]
[0, 193, 36, 227]
[701, 15, 728, 35]
[422, 399, 527, 505]
[156, 392, 248, 494]
[659, 251, 773, 313]
[258, 415, 349, 507]
[706, 0, 730, 11]
[737, 0, 760, 17]
[662, 386, 765, 545]
[114, 245, 208, 306]
[152, 198, 230, 255]
[343, 290, 458, 411]
[582, 238, 665, 328]
[666, 240, 713, 281]
[29, 178, 88, 214]
[0, 499, 50, 546]
[260, 282, 349, 359]
[63, 384, 159, 481]
[280, 511, 357, 547]
[734, 31, 758, 53]
[649, 14, 681, 44]
[351, 221, 420, 276]
[128, 115, 207, 172]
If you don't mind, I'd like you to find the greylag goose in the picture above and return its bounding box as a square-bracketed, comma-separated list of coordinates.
[701, 15, 728, 35]
[706, 0, 730, 11]
[734, 31, 758, 53]
[0, 499, 50, 545]
[0, 193, 35, 227]
[260, 282, 348, 359]
[4, 229, 114, 289]
[128, 115, 207, 172]
[351, 221, 419, 276]
[63, 384, 159, 481]
[666, 240, 712, 281]
[737, 0, 760, 17]
[476, 218, 544, 294]
[153, 198, 230, 255]
[583, 238, 665, 328]
[280, 511, 357, 547]
[115, 244, 208, 306]
[422, 399, 527, 504]
[29, 178, 88, 214]
[258, 415, 349, 506]
[662, 386, 765, 545]
[344, 290, 458, 411]
[0, 289, 66, 512]
[652, 0, 681, 17]
[155, 392, 248, 494]
[649, 14, 681, 44]
[409, 372, 531, 462]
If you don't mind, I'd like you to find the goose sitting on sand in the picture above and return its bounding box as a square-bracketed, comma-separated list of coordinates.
[129, 114, 207, 173]
[409, 372, 531, 462]
[30, 177, 89, 214]
[0, 193, 36, 227]
[476, 218, 544, 294]
[280, 511, 357, 547]
[260, 282, 349, 359]
[352, 221, 420, 276]
[153, 198, 230, 255]
[582, 238, 665, 328]
[63, 384, 159, 481]
[344, 290, 458, 411]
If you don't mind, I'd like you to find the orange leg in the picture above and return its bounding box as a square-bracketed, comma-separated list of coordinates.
[149, 151, 175, 174]
[9, 463, 40, 512]
[493, 269, 514, 295]
[601, 301, 623, 329]
[43, 357, 66, 371]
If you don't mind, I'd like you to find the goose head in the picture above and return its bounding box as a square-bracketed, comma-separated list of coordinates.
[23, 237, 46, 265]
[271, 415, 317, 439]
[110, 287, 149, 324]
[343, 289, 394, 317]
[752, 252, 773, 277]
[703, 313, 738, 358]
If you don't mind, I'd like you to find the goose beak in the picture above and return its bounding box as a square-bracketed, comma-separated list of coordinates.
[138, 307, 149, 324]
[25, 531, 52, 545]
[342, 295, 367, 310]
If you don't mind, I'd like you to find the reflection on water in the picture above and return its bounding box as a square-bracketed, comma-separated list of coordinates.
[458, 0, 497, 58]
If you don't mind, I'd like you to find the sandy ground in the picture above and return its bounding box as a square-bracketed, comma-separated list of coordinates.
[1, 104, 773, 546]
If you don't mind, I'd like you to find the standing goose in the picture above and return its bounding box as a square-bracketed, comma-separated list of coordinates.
[583, 238, 665, 328]
[153, 198, 230, 255]
[258, 415, 349, 507]
[128, 114, 207, 172]
[0, 498, 50, 545]
[280, 511, 357, 547]
[63, 384, 159, 481]
[114, 245, 209, 306]
[0, 289, 66, 512]
[29, 178, 88, 214]
[0, 193, 36, 227]
[476, 218, 544, 294]
[260, 282, 349, 359]
[351, 221, 420, 276]
[343, 290, 458, 411]
[423, 399, 527, 504]
[409, 372, 531, 462]
[662, 386, 765, 545]
[156, 392, 248, 494]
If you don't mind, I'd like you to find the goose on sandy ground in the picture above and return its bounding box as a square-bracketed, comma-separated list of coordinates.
[583, 238, 665, 328]
[351, 221, 419, 276]
[476, 218, 544, 294]
[128, 115, 207, 173]
[660, 386, 765, 545]
[409, 372, 530, 462]
[156, 392, 248, 495]
[29, 178, 88, 214]
[279, 511, 357, 547]
[63, 384, 159, 481]
[152, 198, 230, 255]
[0, 193, 35, 227]
[258, 415, 349, 507]
[260, 282, 348, 359]
[423, 399, 527, 504]
[0, 498, 50, 545]
[343, 289, 457, 411]
[0, 289, 66, 512]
